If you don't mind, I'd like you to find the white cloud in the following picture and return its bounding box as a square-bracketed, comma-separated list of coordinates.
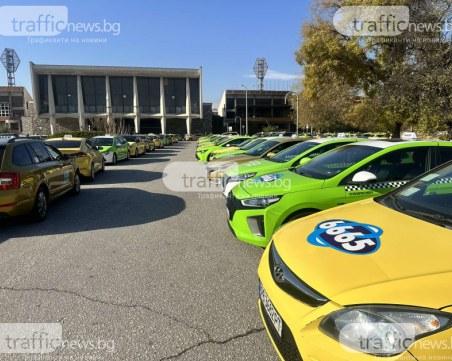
[244, 69, 300, 81]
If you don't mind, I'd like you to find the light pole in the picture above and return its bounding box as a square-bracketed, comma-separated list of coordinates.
[285, 91, 299, 136]
[235, 116, 242, 135]
[240, 84, 254, 135]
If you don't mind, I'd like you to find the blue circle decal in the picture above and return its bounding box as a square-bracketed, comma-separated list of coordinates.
[307, 219, 383, 255]
[253, 174, 282, 183]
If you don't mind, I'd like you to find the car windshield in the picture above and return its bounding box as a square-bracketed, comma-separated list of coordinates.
[295, 145, 381, 179]
[90, 138, 113, 146]
[236, 138, 253, 147]
[46, 140, 82, 149]
[214, 137, 229, 145]
[123, 136, 137, 142]
[245, 140, 279, 156]
[269, 141, 319, 163]
[378, 162, 452, 228]
[241, 138, 266, 150]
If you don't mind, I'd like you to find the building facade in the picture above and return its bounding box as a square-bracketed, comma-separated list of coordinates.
[0, 86, 33, 132]
[218, 90, 293, 135]
[30, 63, 202, 135]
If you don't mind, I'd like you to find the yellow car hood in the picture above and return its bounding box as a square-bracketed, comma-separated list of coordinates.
[273, 199, 452, 309]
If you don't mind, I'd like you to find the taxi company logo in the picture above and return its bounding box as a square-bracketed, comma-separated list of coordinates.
[253, 174, 282, 183]
[307, 220, 383, 255]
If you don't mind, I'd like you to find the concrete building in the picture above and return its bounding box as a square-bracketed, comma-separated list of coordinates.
[218, 90, 293, 135]
[30, 62, 202, 135]
[0, 86, 33, 132]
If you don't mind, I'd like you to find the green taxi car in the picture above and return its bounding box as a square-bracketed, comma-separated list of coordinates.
[227, 140, 452, 247]
[196, 136, 251, 162]
[220, 138, 362, 196]
[89, 136, 131, 165]
[209, 137, 270, 160]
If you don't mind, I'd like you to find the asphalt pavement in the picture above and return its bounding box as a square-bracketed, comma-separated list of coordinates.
[0, 141, 278, 361]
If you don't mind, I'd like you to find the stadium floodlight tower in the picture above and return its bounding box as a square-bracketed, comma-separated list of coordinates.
[1, 48, 20, 87]
[253, 57, 268, 91]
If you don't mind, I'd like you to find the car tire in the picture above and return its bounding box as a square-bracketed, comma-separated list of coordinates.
[112, 153, 117, 165]
[71, 172, 81, 196]
[283, 209, 318, 224]
[89, 163, 95, 181]
[100, 159, 105, 173]
[126, 151, 131, 161]
[31, 187, 48, 222]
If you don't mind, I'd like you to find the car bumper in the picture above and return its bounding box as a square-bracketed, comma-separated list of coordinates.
[0, 192, 33, 217]
[102, 152, 114, 164]
[258, 247, 418, 361]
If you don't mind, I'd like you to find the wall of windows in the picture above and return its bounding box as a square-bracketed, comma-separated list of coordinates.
[110, 77, 133, 113]
[52, 76, 78, 113]
[0, 103, 10, 117]
[82, 76, 106, 113]
[38, 75, 49, 114]
[189, 78, 200, 114]
[164, 78, 186, 114]
[137, 77, 160, 114]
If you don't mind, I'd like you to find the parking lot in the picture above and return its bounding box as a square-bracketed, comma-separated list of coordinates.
[0, 141, 277, 361]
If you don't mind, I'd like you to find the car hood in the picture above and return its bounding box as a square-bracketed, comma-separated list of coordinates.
[233, 170, 323, 198]
[272, 199, 452, 309]
[97, 146, 113, 153]
[207, 155, 261, 169]
[215, 149, 247, 158]
[225, 159, 285, 177]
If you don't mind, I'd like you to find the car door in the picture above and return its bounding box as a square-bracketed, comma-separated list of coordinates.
[45, 144, 74, 195]
[27, 142, 61, 197]
[114, 137, 125, 159]
[340, 146, 432, 205]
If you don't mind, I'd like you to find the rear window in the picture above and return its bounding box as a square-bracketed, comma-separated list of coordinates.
[28, 142, 52, 162]
[0, 146, 4, 168]
[46, 140, 82, 149]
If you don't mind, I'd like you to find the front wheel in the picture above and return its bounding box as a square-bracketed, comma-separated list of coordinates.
[89, 163, 95, 181]
[283, 210, 317, 225]
[100, 159, 105, 173]
[126, 151, 131, 161]
[112, 153, 117, 165]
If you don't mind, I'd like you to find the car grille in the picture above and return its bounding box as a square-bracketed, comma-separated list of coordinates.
[260, 301, 302, 361]
[269, 243, 329, 307]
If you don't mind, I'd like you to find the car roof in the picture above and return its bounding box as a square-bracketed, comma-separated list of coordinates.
[92, 136, 116, 139]
[309, 137, 362, 144]
[46, 137, 85, 141]
[347, 139, 443, 149]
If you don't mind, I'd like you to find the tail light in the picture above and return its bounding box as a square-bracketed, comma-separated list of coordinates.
[0, 173, 20, 190]
[70, 152, 87, 157]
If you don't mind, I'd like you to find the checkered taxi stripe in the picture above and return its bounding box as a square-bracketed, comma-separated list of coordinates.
[346, 181, 408, 192]
[435, 178, 452, 184]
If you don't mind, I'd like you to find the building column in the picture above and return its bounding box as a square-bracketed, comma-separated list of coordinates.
[133, 76, 139, 133]
[186, 117, 191, 135]
[105, 76, 112, 133]
[47, 75, 56, 134]
[160, 117, 166, 134]
[77, 75, 85, 130]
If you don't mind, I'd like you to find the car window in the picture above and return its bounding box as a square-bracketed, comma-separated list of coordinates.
[344, 147, 430, 183]
[245, 140, 279, 156]
[28, 142, 53, 163]
[438, 147, 452, 164]
[241, 139, 265, 150]
[115, 138, 122, 146]
[45, 144, 64, 161]
[12, 144, 33, 166]
[269, 141, 319, 163]
[268, 141, 299, 155]
[0, 146, 4, 168]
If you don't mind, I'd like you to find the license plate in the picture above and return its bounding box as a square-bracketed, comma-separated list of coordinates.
[259, 282, 282, 337]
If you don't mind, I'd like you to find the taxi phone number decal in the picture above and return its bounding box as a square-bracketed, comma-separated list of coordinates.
[307, 220, 383, 255]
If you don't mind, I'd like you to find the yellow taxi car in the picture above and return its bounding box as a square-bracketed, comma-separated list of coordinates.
[123, 135, 146, 157]
[46, 137, 104, 181]
[258, 160, 452, 361]
[148, 134, 164, 149]
[0, 138, 81, 221]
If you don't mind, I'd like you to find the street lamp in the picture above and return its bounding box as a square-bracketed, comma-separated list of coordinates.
[235, 116, 242, 135]
[285, 91, 299, 136]
[240, 84, 254, 136]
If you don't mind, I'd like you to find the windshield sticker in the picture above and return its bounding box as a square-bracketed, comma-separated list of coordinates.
[399, 187, 421, 197]
[253, 174, 282, 183]
[421, 174, 439, 182]
[307, 220, 383, 255]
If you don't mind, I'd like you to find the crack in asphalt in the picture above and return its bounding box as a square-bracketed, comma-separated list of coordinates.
[158, 327, 266, 361]
[0, 286, 210, 340]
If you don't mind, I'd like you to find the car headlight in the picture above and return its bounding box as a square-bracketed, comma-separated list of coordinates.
[320, 305, 452, 356]
[199, 149, 208, 154]
[231, 172, 256, 182]
[241, 196, 281, 208]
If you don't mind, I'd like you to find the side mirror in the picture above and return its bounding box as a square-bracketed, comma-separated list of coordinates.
[226, 144, 231, 147]
[297, 157, 311, 166]
[266, 152, 276, 158]
[351, 171, 377, 183]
